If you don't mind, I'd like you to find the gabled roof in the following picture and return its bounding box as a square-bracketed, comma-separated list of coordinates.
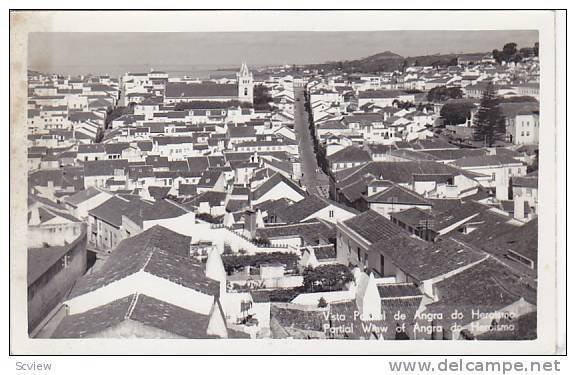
[334, 161, 475, 204]
[421, 148, 487, 161]
[451, 154, 523, 168]
[89, 196, 186, 228]
[52, 293, 217, 339]
[428, 200, 488, 232]
[69, 112, 101, 122]
[165, 82, 238, 98]
[104, 143, 132, 155]
[334, 161, 470, 187]
[252, 197, 293, 215]
[341, 113, 384, 126]
[483, 218, 538, 266]
[69, 225, 218, 299]
[424, 258, 536, 326]
[358, 89, 406, 99]
[198, 170, 223, 188]
[511, 176, 538, 189]
[148, 186, 171, 200]
[276, 195, 328, 223]
[342, 210, 406, 244]
[327, 146, 372, 164]
[177, 184, 198, 197]
[372, 236, 486, 282]
[186, 191, 227, 207]
[366, 183, 431, 206]
[77, 144, 105, 154]
[256, 219, 336, 245]
[63, 187, 104, 207]
[317, 120, 348, 130]
[128, 165, 154, 179]
[228, 125, 257, 138]
[28, 234, 85, 285]
[251, 172, 306, 201]
[225, 199, 250, 213]
[28, 167, 85, 191]
[377, 283, 422, 299]
[390, 207, 434, 227]
[84, 159, 129, 177]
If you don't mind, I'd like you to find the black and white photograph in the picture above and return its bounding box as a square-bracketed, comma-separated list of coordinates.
[8, 9, 565, 357]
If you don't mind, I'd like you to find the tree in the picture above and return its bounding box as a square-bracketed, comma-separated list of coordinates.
[317, 297, 328, 308]
[447, 57, 459, 66]
[104, 105, 129, 128]
[253, 84, 273, 111]
[302, 264, 354, 293]
[393, 100, 415, 110]
[400, 60, 408, 73]
[502, 42, 518, 61]
[440, 101, 476, 125]
[94, 127, 104, 143]
[533, 42, 539, 57]
[426, 86, 463, 102]
[527, 149, 539, 173]
[473, 83, 506, 147]
[498, 96, 538, 104]
[492, 49, 503, 64]
[519, 47, 535, 59]
[417, 103, 434, 112]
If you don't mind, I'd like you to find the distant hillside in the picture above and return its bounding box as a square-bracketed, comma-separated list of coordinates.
[405, 52, 489, 68]
[359, 50, 404, 63]
[307, 50, 489, 74]
[308, 50, 404, 73]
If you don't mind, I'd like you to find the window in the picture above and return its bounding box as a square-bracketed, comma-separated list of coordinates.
[329, 210, 334, 218]
[357, 247, 361, 261]
[526, 131, 530, 136]
[61, 254, 71, 269]
[380, 254, 385, 273]
[521, 131, 525, 136]
[491, 172, 496, 181]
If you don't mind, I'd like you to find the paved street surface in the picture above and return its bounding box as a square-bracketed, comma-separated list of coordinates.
[293, 88, 329, 197]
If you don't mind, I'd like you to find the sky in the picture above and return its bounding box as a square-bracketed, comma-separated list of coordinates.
[28, 31, 538, 76]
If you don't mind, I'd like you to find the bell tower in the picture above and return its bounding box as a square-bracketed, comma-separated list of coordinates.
[237, 62, 254, 104]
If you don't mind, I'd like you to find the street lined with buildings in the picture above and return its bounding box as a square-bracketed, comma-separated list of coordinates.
[26, 41, 539, 340]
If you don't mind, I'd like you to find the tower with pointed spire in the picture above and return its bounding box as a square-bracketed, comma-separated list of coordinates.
[237, 62, 254, 104]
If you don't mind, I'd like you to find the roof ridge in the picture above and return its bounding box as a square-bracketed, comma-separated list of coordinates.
[125, 293, 140, 320]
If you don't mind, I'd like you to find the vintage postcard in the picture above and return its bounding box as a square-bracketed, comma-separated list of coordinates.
[9, 10, 564, 355]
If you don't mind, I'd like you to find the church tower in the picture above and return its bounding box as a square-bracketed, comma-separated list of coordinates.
[237, 62, 254, 104]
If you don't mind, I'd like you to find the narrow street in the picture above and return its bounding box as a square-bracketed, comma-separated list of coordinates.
[293, 88, 329, 197]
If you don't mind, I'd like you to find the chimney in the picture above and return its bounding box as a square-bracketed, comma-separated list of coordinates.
[244, 209, 258, 239]
[513, 195, 526, 221]
[29, 206, 41, 225]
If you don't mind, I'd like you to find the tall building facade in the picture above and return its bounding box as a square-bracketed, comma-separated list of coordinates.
[237, 62, 254, 103]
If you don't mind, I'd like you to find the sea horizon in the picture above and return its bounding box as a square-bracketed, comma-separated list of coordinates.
[27, 63, 254, 79]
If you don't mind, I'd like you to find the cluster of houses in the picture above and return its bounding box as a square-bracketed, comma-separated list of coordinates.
[26, 57, 539, 341]
[307, 56, 540, 149]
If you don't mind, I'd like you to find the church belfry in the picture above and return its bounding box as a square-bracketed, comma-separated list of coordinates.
[237, 62, 254, 104]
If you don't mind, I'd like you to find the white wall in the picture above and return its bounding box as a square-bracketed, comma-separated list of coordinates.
[251, 182, 305, 205]
[65, 271, 215, 316]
